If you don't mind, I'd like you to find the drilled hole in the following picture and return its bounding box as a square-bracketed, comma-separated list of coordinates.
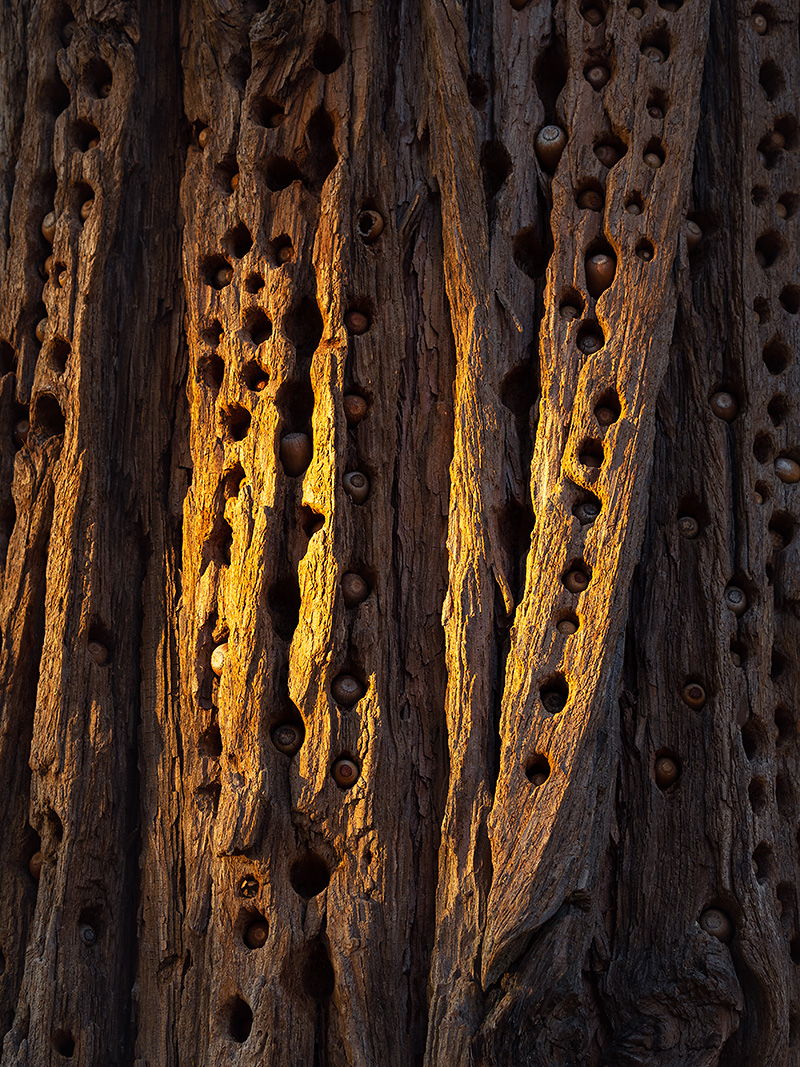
[768, 395, 789, 426]
[513, 226, 552, 278]
[302, 939, 336, 999]
[741, 720, 761, 760]
[228, 997, 253, 1043]
[285, 297, 323, 360]
[481, 140, 512, 202]
[313, 33, 345, 74]
[243, 361, 268, 392]
[73, 119, 100, 151]
[264, 157, 303, 192]
[749, 777, 769, 813]
[201, 354, 224, 392]
[289, 853, 330, 898]
[224, 223, 253, 259]
[467, 74, 488, 108]
[308, 107, 337, 187]
[763, 336, 791, 374]
[267, 575, 301, 641]
[780, 285, 800, 314]
[525, 754, 551, 785]
[201, 255, 234, 290]
[223, 405, 251, 442]
[251, 94, 284, 128]
[242, 309, 272, 345]
[540, 674, 568, 714]
[32, 393, 65, 438]
[270, 235, 293, 266]
[52, 1030, 75, 1058]
[753, 842, 772, 882]
[759, 60, 783, 100]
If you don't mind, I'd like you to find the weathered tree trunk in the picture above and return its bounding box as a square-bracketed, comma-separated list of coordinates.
[0, 0, 798, 1064]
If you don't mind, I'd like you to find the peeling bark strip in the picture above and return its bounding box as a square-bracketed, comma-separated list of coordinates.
[0, 0, 799, 1064]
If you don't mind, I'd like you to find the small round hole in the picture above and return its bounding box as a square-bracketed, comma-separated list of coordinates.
[526, 754, 551, 785]
[289, 853, 331, 898]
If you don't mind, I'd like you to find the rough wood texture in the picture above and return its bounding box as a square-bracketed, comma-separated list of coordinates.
[0, 0, 798, 1064]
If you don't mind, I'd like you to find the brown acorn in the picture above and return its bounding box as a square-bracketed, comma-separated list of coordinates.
[357, 209, 384, 243]
[575, 501, 600, 524]
[699, 908, 733, 942]
[654, 756, 680, 788]
[42, 212, 56, 243]
[271, 723, 303, 755]
[578, 332, 603, 354]
[331, 674, 365, 707]
[709, 391, 737, 421]
[681, 682, 706, 709]
[343, 470, 370, 504]
[342, 572, 369, 607]
[725, 586, 747, 615]
[230, 174, 240, 191]
[560, 304, 581, 321]
[279, 432, 312, 477]
[556, 617, 578, 635]
[678, 515, 699, 538]
[577, 189, 604, 211]
[343, 394, 368, 424]
[88, 641, 108, 665]
[586, 252, 616, 298]
[595, 406, 616, 426]
[643, 151, 663, 169]
[626, 202, 642, 215]
[594, 143, 621, 167]
[268, 112, 285, 128]
[211, 641, 228, 676]
[29, 851, 43, 881]
[775, 457, 800, 483]
[648, 106, 663, 120]
[628, 5, 643, 16]
[685, 220, 702, 252]
[99, 82, 112, 98]
[277, 244, 293, 263]
[535, 125, 567, 172]
[585, 65, 610, 91]
[79, 924, 96, 945]
[583, 7, 604, 24]
[62, 21, 77, 41]
[752, 12, 767, 33]
[215, 265, 234, 288]
[344, 310, 369, 335]
[563, 568, 589, 593]
[198, 127, 210, 148]
[244, 920, 268, 949]
[80, 199, 94, 221]
[87, 137, 100, 149]
[14, 420, 29, 447]
[529, 771, 548, 786]
[642, 46, 666, 63]
[35, 319, 47, 343]
[332, 756, 360, 788]
[44, 255, 55, 275]
[776, 202, 787, 219]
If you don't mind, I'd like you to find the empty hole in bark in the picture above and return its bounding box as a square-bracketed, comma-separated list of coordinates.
[302, 939, 336, 999]
[481, 140, 512, 202]
[497, 499, 534, 607]
[242, 308, 272, 345]
[594, 135, 628, 168]
[201, 320, 223, 346]
[51, 1030, 75, 1057]
[270, 235, 293, 266]
[227, 996, 253, 1043]
[741, 720, 762, 760]
[512, 226, 552, 279]
[559, 288, 585, 319]
[285, 296, 324, 360]
[276, 380, 314, 429]
[754, 296, 770, 323]
[753, 433, 773, 463]
[313, 33, 345, 74]
[467, 74, 488, 108]
[243, 361, 268, 391]
[540, 674, 569, 715]
[752, 185, 769, 206]
[636, 238, 655, 261]
[753, 842, 772, 882]
[200, 354, 224, 392]
[534, 38, 568, 123]
[578, 438, 603, 470]
[223, 405, 251, 441]
[525, 754, 551, 785]
[224, 464, 245, 499]
[308, 107, 338, 186]
[775, 705, 796, 746]
[756, 232, 782, 268]
[777, 773, 796, 817]
[199, 719, 223, 758]
[49, 338, 70, 374]
[299, 506, 324, 537]
[267, 575, 301, 641]
[73, 119, 100, 151]
[779, 286, 800, 318]
[729, 639, 746, 667]
[244, 273, 264, 293]
[576, 321, 605, 353]
[500, 364, 538, 420]
[748, 777, 769, 813]
[774, 115, 799, 149]
[43, 74, 70, 115]
[251, 94, 284, 128]
[201, 255, 234, 289]
[223, 223, 253, 259]
[769, 511, 794, 548]
[763, 336, 791, 374]
[228, 50, 251, 92]
[264, 157, 303, 192]
[759, 60, 783, 99]
[202, 515, 233, 569]
[289, 853, 330, 898]
[83, 57, 112, 97]
[31, 393, 65, 438]
[214, 161, 239, 194]
[0, 341, 14, 375]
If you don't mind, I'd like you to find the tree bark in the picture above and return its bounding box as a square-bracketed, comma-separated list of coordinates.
[0, 0, 798, 1064]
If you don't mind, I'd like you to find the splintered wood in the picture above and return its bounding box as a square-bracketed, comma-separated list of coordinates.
[0, 0, 798, 1065]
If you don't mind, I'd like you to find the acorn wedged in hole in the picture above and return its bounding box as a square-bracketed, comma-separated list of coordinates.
[341, 572, 369, 607]
[725, 586, 747, 616]
[678, 515, 699, 538]
[331, 674, 365, 707]
[36, 319, 47, 343]
[344, 310, 369, 335]
[343, 394, 368, 425]
[528, 770, 548, 786]
[709, 392, 737, 421]
[595, 406, 616, 426]
[29, 851, 43, 881]
[14, 420, 29, 447]
[575, 501, 600, 524]
[577, 189, 603, 211]
[332, 756, 360, 788]
[685, 220, 702, 252]
[642, 46, 666, 63]
[272, 723, 303, 755]
[343, 471, 370, 504]
[682, 682, 706, 709]
[775, 457, 800, 483]
[80, 199, 94, 221]
[654, 756, 679, 788]
[357, 209, 384, 243]
[594, 143, 621, 168]
[211, 641, 228, 676]
[585, 65, 610, 90]
[699, 908, 732, 942]
[280, 432, 312, 476]
[535, 125, 567, 172]
[556, 617, 578, 635]
[586, 253, 616, 298]
[643, 152, 663, 169]
[215, 265, 234, 288]
[42, 212, 56, 243]
[244, 920, 268, 949]
[578, 332, 603, 354]
[563, 568, 589, 593]
[198, 127, 210, 148]
[88, 641, 108, 665]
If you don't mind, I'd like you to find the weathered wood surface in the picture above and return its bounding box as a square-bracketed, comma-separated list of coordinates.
[0, 0, 798, 1064]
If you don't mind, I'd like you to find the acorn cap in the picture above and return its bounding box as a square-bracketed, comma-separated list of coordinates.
[332, 756, 360, 788]
[752, 12, 767, 32]
[210, 642, 228, 676]
[343, 470, 370, 504]
[595, 406, 616, 426]
[272, 723, 303, 755]
[643, 46, 665, 62]
[244, 920, 269, 949]
[560, 304, 580, 320]
[535, 125, 567, 172]
[585, 66, 610, 90]
[341, 572, 369, 607]
[344, 310, 369, 335]
[583, 7, 604, 24]
[277, 244, 293, 263]
[575, 501, 600, 523]
[643, 152, 663, 169]
[331, 674, 364, 707]
[343, 394, 368, 424]
[578, 332, 603, 354]
[725, 586, 747, 615]
[586, 252, 616, 298]
[629, 5, 643, 16]
[279, 432, 312, 477]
